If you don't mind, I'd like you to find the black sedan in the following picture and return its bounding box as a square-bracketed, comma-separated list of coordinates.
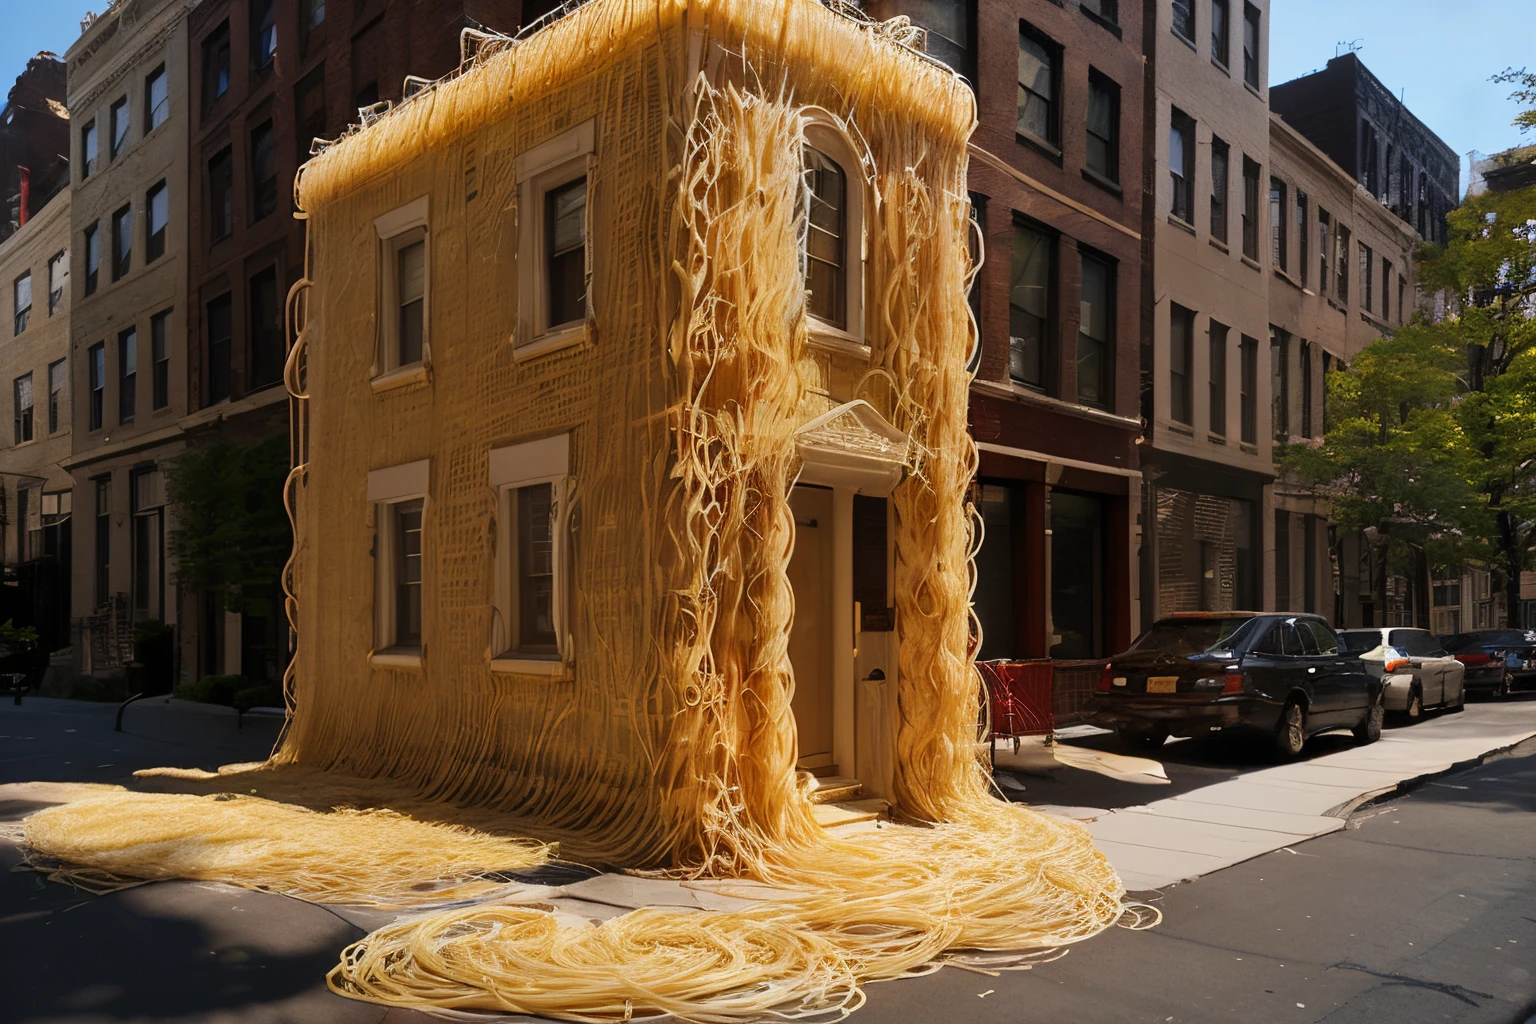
[1440, 629, 1536, 698]
[1095, 612, 1383, 758]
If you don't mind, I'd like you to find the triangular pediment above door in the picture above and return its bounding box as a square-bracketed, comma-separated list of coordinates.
[794, 400, 911, 496]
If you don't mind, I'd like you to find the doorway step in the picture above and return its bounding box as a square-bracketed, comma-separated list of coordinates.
[806, 775, 862, 804]
[812, 797, 890, 830]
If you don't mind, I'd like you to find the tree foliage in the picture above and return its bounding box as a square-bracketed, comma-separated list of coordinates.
[1494, 67, 1536, 136]
[165, 432, 292, 616]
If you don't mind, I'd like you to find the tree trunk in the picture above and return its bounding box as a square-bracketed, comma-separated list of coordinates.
[1498, 509, 1523, 629]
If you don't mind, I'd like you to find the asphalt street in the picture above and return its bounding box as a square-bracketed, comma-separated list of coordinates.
[2, 696, 1534, 1024]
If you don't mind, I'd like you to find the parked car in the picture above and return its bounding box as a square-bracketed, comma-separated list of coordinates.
[1439, 629, 1536, 698]
[1095, 612, 1383, 759]
[1337, 627, 1465, 720]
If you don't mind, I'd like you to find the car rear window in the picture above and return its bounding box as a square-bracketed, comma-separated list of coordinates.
[1472, 630, 1536, 646]
[1339, 631, 1382, 654]
[1131, 618, 1250, 656]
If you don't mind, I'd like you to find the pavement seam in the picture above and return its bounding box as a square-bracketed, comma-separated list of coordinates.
[1325, 734, 1536, 818]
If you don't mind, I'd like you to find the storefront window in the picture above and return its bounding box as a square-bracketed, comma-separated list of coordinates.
[1049, 492, 1103, 659]
[974, 483, 1015, 660]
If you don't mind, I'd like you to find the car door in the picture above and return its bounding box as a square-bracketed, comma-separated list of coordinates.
[1301, 618, 1362, 723]
[1243, 620, 1303, 710]
[1390, 629, 1442, 705]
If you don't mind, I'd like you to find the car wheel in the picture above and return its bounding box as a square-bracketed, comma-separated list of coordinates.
[1118, 726, 1168, 751]
[1403, 686, 1423, 722]
[1274, 701, 1306, 760]
[1354, 691, 1385, 745]
[1447, 685, 1465, 713]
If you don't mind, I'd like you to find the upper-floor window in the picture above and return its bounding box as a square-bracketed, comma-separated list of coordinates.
[1169, 109, 1195, 224]
[1010, 222, 1053, 391]
[917, 0, 973, 79]
[209, 147, 233, 241]
[367, 460, 430, 661]
[48, 251, 67, 314]
[84, 222, 100, 296]
[1382, 259, 1393, 322]
[207, 293, 232, 404]
[1172, 0, 1195, 43]
[13, 373, 32, 445]
[146, 181, 168, 263]
[1212, 0, 1230, 66]
[1169, 303, 1194, 425]
[373, 197, 429, 377]
[1086, 71, 1120, 183]
[1300, 340, 1313, 438]
[1271, 328, 1289, 440]
[804, 149, 847, 330]
[252, 0, 277, 69]
[13, 272, 30, 336]
[251, 121, 278, 221]
[1360, 243, 1374, 314]
[112, 204, 133, 280]
[1336, 224, 1351, 302]
[81, 121, 98, 179]
[1017, 25, 1061, 149]
[1077, 253, 1114, 408]
[489, 435, 571, 668]
[118, 327, 137, 424]
[302, 0, 325, 31]
[1242, 3, 1261, 89]
[203, 22, 230, 111]
[295, 65, 327, 164]
[515, 120, 596, 354]
[1241, 156, 1260, 260]
[1317, 207, 1331, 296]
[249, 267, 283, 390]
[88, 343, 105, 431]
[1209, 319, 1230, 436]
[1240, 334, 1257, 444]
[151, 309, 171, 410]
[48, 359, 65, 433]
[1269, 178, 1287, 271]
[110, 96, 130, 160]
[145, 64, 168, 132]
[1210, 136, 1229, 244]
[1082, 0, 1118, 25]
[1295, 190, 1309, 287]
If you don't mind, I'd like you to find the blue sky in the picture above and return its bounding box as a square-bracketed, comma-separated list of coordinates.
[2, 1, 1532, 191]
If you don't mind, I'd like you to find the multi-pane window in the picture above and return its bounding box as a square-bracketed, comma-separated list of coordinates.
[1360, 243, 1374, 313]
[48, 251, 66, 314]
[203, 22, 231, 110]
[515, 484, 557, 651]
[490, 435, 569, 662]
[1300, 341, 1313, 438]
[13, 373, 33, 444]
[151, 310, 170, 410]
[302, 0, 325, 31]
[88, 342, 105, 430]
[295, 65, 327, 164]
[251, 0, 277, 69]
[395, 239, 426, 366]
[48, 359, 64, 433]
[804, 150, 846, 329]
[392, 499, 424, 649]
[110, 96, 130, 159]
[1210, 136, 1229, 243]
[250, 267, 283, 389]
[1239, 334, 1257, 444]
[84, 222, 100, 296]
[1241, 157, 1260, 260]
[1382, 259, 1393, 321]
[1209, 320, 1229, 436]
[145, 64, 168, 132]
[917, 0, 973, 79]
[206, 293, 232, 404]
[209, 147, 233, 241]
[1212, 0, 1230, 65]
[1242, 3, 1261, 89]
[251, 120, 277, 221]
[94, 478, 111, 605]
[1077, 253, 1112, 408]
[1398, 275, 1406, 322]
[547, 177, 587, 329]
[1359, 122, 1379, 198]
[1317, 208, 1331, 296]
[1086, 71, 1120, 183]
[1169, 303, 1194, 425]
[146, 181, 168, 262]
[118, 327, 137, 424]
[13, 272, 30, 335]
[112, 204, 133, 280]
[1082, 0, 1118, 24]
[1271, 328, 1289, 441]
[1295, 191, 1308, 287]
[1270, 178, 1287, 270]
[1336, 225, 1351, 302]
[1172, 0, 1195, 42]
[1009, 223, 1052, 389]
[1170, 110, 1195, 223]
[1017, 25, 1060, 147]
[82, 120, 98, 179]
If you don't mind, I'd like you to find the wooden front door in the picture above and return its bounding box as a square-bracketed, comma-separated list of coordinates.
[787, 485, 835, 770]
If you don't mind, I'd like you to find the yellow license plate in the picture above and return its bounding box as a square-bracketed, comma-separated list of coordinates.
[1147, 676, 1179, 694]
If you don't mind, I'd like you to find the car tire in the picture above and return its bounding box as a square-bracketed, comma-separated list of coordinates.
[1403, 686, 1422, 722]
[1447, 685, 1465, 713]
[1118, 726, 1168, 751]
[1354, 691, 1385, 745]
[1274, 701, 1306, 760]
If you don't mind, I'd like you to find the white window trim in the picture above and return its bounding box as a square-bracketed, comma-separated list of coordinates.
[803, 114, 868, 356]
[515, 120, 595, 357]
[368, 459, 429, 667]
[374, 195, 431, 382]
[489, 434, 572, 674]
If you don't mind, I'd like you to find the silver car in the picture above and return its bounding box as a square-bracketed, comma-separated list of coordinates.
[1338, 627, 1466, 720]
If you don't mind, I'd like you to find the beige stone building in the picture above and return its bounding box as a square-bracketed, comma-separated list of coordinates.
[1141, 0, 1274, 617]
[63, 0, 193, 672]
[1268, 112, 1420, 622]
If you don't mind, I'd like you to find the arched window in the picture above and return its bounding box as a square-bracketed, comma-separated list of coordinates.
[802, 121, 865, 348]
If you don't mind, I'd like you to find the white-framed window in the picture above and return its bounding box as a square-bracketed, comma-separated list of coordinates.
[372, 196, 430, 385]
[801, 117, 866, 351]
[515, 120, 594, 359]
[367, 459, 430, 666]
[490, 434, 571, 675]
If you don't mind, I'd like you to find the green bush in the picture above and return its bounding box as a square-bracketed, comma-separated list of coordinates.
[232, 683, 283, 713]
[175, 674, 248, 706]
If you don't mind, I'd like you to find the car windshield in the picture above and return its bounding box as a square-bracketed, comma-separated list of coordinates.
[1130, 618, 1249, 657]
[1338, 631, 1381, 654]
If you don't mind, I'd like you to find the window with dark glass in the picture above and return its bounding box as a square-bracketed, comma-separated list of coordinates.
[252, 0, 277, 69]
[1382, 259, 1393, 322]
[1082, 0, 1118, 24]
[1169, 303, 1194, 425]
[82, 120, 98, 178]
[145, 64, 168, 132]
[48, 251, 66, 314]
[118, 327, 137, 424]
[110, 96, 129, 159]
[302, 0, 325, 32]
[1300, 340, 1313, 438]
[915, 0, 973, 79]
[393, 499, 424, 648]
[1172, 0, 1195, 42]
[1360, 243, 1373, 313]
[1086, 71, 1120, 183]
[1212, 0, 1230, 65]
[396, 239, 425, 366]
[1318, 207, 1330, 296]
[1271, 327, 1289, 441]
[1077, 253, 1112, 408]
[251, 120, 277, 221]
[250, 267, 282, 389]
[1241, 156, 1259, 260]
[1398, 275, 1406, 321]
[1009, 223, 1052, 389]
[203, 22, 230, 111]
[1270, 177, 1287, 270]
[88, 342, 105, 431]
[967, 192, 986, 340]
[1210, 136, 1229, 242]
[94, 478, 110, 605]
[516, 483, 557, 651]
[1017, 25, 1060, 148]
[1336, 224, 1351, 302]
[151, 309, 170, 410]
[209, 147, 233, 241]
[1170, 109, 1195, 223]
[13, 272, 30, 336]
[84, 222, 99, 295]
[13, 373, 32, 445]
[1240, 334, 1257, 443]
[803, 150, 846, 329]
[295, 65, 327, 164]
[48, 359, 64, 433]
[146, 181, 168, 262]
[1295, 190, 1308, 287]
[112, 204, 133, 280]
[1242, 3, 1260, 88]
[1209, 319, 1229, 435]
[206, 293, 232, 404]
[546, 176, 587, 329]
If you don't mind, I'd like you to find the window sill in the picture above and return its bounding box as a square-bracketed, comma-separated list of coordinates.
[1212, 58, 1231, 77]
[1208, 236, 1230, 254]
[1207, 433, 1227, 445]
[1171, 28, 1197, 52]
[371, 362, 430, 394]
[1079, 4, 1122, 39]
[1015, 132, 1064, 167]
[1273, 268, 1303, 291]
[11, 438, 37, 450]
[1360, 310, 1390, 331]
[1326, 297, 1348, 315]
[1239, 442, 1259, 455]
[490, 656, 570, 678]
[971, 378, 1141, 431]
[1164, 421, 1195, 436]
[1244, 80, 1263, 101]
[515, 323, 585, 362]
[370, 650, 422, 670]
[1080, 167, 1123, 197]
[807, 322, 870, 359]
[1166, 214, 1197, 237]
[1239, 255, 1262, 272]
